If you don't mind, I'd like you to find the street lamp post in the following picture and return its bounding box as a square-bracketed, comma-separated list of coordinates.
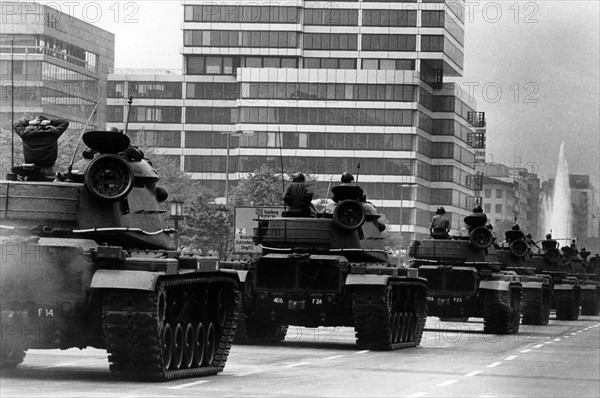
[398, 184, 414, 262]
[222, 126, 254, 206]
[169, 200, 184, 250]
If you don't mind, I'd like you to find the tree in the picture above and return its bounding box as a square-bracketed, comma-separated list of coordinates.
[228, 164, 286, 207]
[179, 191, 231, 259]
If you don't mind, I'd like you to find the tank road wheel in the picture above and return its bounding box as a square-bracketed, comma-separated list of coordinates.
[0, 344, 26, 369]
[171, 323, 185, 370]
[483, 286, 522, 334]
[161, 323, 173, 371]
[391, 313, 401, 343]
[555, 290, 579, 320]
[182, 323, 195, 369]
[203, 322, 216, 366]
[580, 289, 600, 316]
[193, 322, 206, 367]
[521, 288, 546, 325]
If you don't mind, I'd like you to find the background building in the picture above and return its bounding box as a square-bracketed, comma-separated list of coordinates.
[479, 162, 541, 240]
[1, 2, 114, 173]
[107, 0, 486, 240]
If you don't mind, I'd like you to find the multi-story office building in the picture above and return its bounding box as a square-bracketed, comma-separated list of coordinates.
[108, 0, 484, 240]
[0, 2, 114, 149]
[479, 162, 540, 239]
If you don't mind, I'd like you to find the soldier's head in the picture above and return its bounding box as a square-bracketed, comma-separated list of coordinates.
[512, 224, 520, 231]
[472, 205, 483, 213]
[109, 127, 121, 133]
[292, 172, 305, 182]
[341, 172, 354, 183]
[486, 223, 494, 230]
[526, 233, 532, 239]
[546, 233, 552, 240]
[436, 207, 446, 215]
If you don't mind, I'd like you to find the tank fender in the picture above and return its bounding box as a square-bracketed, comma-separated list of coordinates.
[90, 269, 162, 291]
[479, 279, 521, 291]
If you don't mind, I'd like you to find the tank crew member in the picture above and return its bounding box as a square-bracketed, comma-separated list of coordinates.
[486, 223, 501, 248]
[13, 115, 70, 177]
[429, 207, 451, 239]
[505, 224, 526, 243]
[525, 232, 540, 253]
[331, 172, 365, 203]
[464, 205, 487, 232]
[541, 233, 558, 251]
[283, 172, 314, 217]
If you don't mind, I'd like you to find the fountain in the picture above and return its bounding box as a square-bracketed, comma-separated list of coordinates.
[542, 142, 572, 241]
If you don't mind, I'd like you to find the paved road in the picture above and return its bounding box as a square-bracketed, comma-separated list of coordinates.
[1, 315, 599, 397]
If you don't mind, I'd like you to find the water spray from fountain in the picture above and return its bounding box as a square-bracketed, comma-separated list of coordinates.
[543, 142, 572, 241]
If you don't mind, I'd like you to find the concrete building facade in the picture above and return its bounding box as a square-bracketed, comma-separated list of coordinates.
[0, 2, 114, 135]
[107, 0, 485, 240]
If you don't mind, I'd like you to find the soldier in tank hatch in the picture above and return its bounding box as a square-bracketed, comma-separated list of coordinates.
[464, 205, 487, 232]
[13, 115, 70, 177]
[429, 207, 451, 239]
[331, 172, 365, 203]
[283, 172, 315, 217]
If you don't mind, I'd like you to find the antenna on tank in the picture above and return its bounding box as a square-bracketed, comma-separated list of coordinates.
[355, 163, 361, 182]
[67, 100, 100, 175]
[123, 96, 133, 135]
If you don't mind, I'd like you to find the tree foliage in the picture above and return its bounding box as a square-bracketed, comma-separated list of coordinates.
[228, 164, 287, 207]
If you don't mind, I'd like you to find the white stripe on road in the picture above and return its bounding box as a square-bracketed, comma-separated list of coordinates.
[486, 362, 502, 368]
[167, 380, 210, 390]
[533, 344, 544, 348]
[553, 338, 561, 341]
[465, 370, 482, 377]
[282, 362, 310, 368]
[436, 380, 458, 387]
[407, 392, 428, 398]
[235, 369, 265, 377]
[520, 349, 532, 353]
[322, 355, 346, 360]
[505, 355, 518, 360]
[355, 350, 370, 354]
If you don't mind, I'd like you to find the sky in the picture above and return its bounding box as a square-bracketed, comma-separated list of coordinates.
[20, 0, 599, 187]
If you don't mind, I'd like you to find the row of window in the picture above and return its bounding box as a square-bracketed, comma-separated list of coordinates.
[184, 30, 299, 48]
[129, 130, 182, 148]
[108, 81, 182, 100]
[184, 131, 416, 151]
[362, 34, 416, 51]
[303, 33, 358, 50]
[182, 5, 446, 30]
[184, 5, 299, 23]
[240, 83, 416, 102]
[303, 58, 357, 69]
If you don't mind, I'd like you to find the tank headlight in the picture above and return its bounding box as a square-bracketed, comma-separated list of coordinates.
[84, 154, 134, 202]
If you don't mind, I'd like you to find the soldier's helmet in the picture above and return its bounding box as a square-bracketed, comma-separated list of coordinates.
[341, 172, 354, 183]
[436, 207, 446, 215]
[292, 172, 305, 182]
[472, 205, 483, 213]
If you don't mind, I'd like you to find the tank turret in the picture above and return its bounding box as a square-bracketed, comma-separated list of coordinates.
[0, 130, 240, 381]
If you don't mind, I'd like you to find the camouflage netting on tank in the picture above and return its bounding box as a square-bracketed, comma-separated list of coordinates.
[0, 182, 79, 221]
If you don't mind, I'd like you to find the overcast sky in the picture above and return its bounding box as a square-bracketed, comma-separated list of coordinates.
[31, 0, 599, 187]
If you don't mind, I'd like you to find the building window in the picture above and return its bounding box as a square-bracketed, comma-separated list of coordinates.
[303, 33, 357, 50]
[184, 5, 299, 23]
[421, 10, 445, 27]
[484, 188, 491, 198]
[362, 10, 417, 27]
[495, 204, 502, 214]
[496, 189, 503, 199]
[484, 204, 491, 213]
[421, 35, 444, 52]
[305, 9, 358, 26]
[362, 35, 416, 51]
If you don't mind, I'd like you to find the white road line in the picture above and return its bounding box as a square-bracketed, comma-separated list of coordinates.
[167, 380, 210, 390]
[520, 349, 532, 353]
[355, 350, 370, 354]
[282, 362, 310, 368]
[407, 392, 428, 398]
[545, 341, 554, 344]
[47, 362, 76, 368]
[533, 344, 544, 348]
[322, 355, 346, 360]
[505, 355, 518, 360]
[553, 338, 561, 341]
[436, 380, 458, 387]
[486, 362, 502, 368]
[563, 335, 570, 339]
[235, 369, 265, 377]
[571, 332, 578, 335]
[465, 370, 482, 377]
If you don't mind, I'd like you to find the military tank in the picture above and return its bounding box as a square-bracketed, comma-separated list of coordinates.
[494, 229, 552, 325]
[0, 130, 239, 381]
[409, 224, 522, 334]
[559, 246, 600, 316]
[524, 237, 581, 321]
[228, 185, 428, 350]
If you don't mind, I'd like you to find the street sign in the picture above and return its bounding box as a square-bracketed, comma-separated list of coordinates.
[234, 206, 284, 254]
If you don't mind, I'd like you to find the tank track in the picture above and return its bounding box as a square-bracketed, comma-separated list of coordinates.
[522, 287, 551, 325]
[580, 289, 600, 316]
[483, 286, 522, 334]
[353, 282, 427, 350]
[234, 304, 288, 344]
[102, 274, 238, 381]
[555, 290, 579, 320]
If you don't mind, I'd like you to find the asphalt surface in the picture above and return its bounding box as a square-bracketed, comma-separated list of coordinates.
[1, 314, 599, 398]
